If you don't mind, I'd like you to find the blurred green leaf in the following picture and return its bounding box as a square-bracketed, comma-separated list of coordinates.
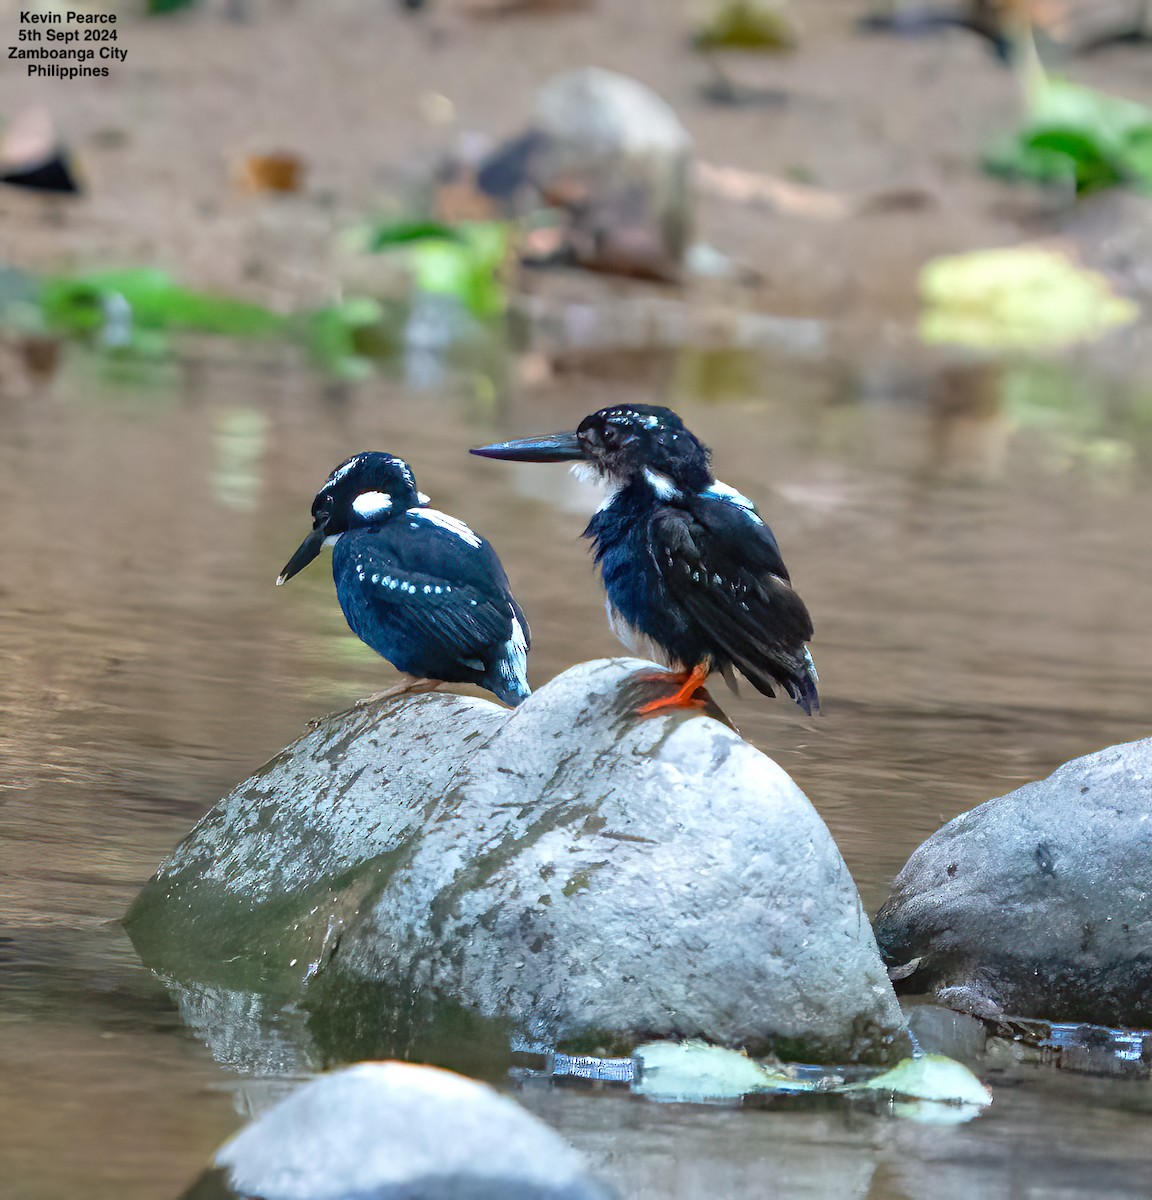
[304, 297, 396, 381]
[40, 269, 287, 343]
[986, 78, 1152, 195]
[409, 222, 509, 318]
[366, 220, 468, 252]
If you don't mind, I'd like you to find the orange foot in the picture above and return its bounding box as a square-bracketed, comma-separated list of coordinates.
[635, 662, 711, 716]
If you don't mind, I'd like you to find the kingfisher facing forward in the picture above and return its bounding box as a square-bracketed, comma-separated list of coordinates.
[277, 452, 530, 707]
[472, 405, 818, 715]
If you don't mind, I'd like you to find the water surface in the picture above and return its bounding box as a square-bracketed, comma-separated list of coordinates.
[2, 341, 1151, 1197]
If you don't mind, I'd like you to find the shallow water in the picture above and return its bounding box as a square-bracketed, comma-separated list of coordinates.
[2, 339, 1152, 1197]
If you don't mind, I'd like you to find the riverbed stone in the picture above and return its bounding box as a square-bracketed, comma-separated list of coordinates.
[126, 693, 505, 984]
[182, 1061, 615, 1200]
[312, 658, 906, 1064]
[482, 67, 693, 278]
[874, 737, 1152, 1027]
[130, 658, 907, 1065]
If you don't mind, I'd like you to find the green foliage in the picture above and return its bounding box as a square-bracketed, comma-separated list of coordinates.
[986, 79, 1152, 195]
[303, 297, 398, 381]
[365, 220, 468, 251]
[367, 219, 510, 319]
[145, 0, 199, 12]
[40, 268, 287, 352]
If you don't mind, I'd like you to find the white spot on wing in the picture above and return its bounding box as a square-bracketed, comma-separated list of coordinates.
[704, 479, 763, 524]
[410, 508, 483, 549]
[352, 491, 393, 519]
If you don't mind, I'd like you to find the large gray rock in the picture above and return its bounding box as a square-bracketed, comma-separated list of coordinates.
[130, 659, 906, 1066]
[126, 693, 504, 986]
[307, 660, 905, 1064]
[182, 1061, 615, 1200]
[875, 738, 1152, 1027]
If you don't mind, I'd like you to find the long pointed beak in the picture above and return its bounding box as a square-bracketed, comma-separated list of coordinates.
[470, 431, 583, 463]
[276, 526, 327, 586]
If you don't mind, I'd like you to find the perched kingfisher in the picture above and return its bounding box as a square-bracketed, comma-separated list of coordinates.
[277, 452, 530, 707]
[472, 405, 818, 715]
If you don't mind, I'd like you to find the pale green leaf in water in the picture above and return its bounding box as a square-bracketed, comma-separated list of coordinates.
[847, 1054, 992, 1107]
[919, 244, 1139, 351]
[633, 1040, 812, 1103]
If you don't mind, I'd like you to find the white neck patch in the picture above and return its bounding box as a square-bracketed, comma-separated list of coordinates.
[643, 468, 680, 501]
[352, 491, 393, 519]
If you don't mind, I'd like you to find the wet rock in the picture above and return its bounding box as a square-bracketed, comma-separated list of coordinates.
[982, 1015, 1152, 1078]
[130, 659, 906, 1066]
[875, 738, 1152, 1027]
[314, 659, 906, 1064]
[126, 693, 505, 983]
[181, 1061, 615, 1200]
[904, 1004, 987, 1069]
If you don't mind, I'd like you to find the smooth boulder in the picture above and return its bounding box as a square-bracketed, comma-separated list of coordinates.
[875, 737, 1152, 1026]
[182, 1061, 615, 1200]
[129, 659, 907, 1066]
[126, 693, 504, 984]
[314, 659, 906, 1063]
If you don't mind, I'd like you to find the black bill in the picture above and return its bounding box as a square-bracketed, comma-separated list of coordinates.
[276, 526, 327, 586]
[470, 431, 583, 463]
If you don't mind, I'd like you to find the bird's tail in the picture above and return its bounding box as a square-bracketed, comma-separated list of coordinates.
[489, 676, 531, 708]
[786, 647, 821, 716]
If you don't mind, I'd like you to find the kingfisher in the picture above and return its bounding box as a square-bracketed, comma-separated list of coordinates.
[277, 452, 530, 707]
[472, 404, 818, 715]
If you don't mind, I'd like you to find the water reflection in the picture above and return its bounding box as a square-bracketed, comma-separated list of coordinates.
[2, 340, 1152, 1199]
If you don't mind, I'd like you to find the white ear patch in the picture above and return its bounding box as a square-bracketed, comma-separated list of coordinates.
[352, 491, 393, 519]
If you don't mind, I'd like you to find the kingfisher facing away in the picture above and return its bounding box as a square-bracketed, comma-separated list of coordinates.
[276, 452, 530, 707]
[472, 405, 818, 715]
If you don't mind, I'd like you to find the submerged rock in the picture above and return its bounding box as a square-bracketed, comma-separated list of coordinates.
[130, 659, 906, 1066]
[181, 1061, 615, 1200]
[875, 738, 1152, 1028]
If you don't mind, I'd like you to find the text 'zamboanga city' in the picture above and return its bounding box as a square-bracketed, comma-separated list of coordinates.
[11, 9, 124, 78]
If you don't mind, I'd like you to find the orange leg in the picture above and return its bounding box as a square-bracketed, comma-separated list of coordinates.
[636, 662, 711, 715]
